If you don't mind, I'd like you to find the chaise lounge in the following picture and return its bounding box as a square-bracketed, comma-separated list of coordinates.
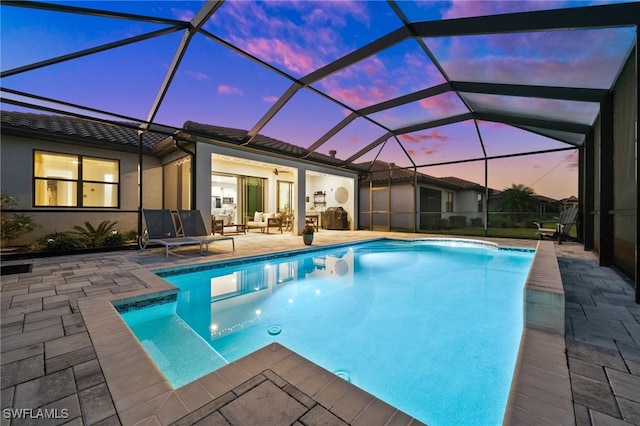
[140, 209, 205, 257]
[177, 210, 235, 252]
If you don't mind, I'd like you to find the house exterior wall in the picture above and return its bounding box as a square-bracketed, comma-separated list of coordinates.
[358, 182, 483, 230]
[163, 151, 193, 211]
[0, 134, 163, 245]
[444, 190, 483, 225]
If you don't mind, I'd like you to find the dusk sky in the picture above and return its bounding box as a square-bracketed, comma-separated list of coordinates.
[1, 0, 636, 199]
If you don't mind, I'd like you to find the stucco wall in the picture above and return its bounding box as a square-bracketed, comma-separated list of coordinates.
[0, 134, 162, 245]
[450, 190, 483, 225]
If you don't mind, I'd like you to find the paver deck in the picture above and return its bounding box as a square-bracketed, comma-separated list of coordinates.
[1, 231, 639, 425]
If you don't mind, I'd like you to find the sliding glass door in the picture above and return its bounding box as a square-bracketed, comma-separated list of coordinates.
[277, 180, 293, 215]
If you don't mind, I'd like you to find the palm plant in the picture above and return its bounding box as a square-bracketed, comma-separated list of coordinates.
[498, 184, 539, 213]
[71, 220, 118, 247]
[497, 184, 539, 226]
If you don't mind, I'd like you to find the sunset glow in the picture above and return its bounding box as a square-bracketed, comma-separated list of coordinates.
[1, 0, 636, 199]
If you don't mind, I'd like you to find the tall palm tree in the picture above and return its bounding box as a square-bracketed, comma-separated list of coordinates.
[498, 184, 539, 213]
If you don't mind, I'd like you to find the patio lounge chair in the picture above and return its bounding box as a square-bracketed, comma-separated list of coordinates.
[534, 207, 578, 244]
[140, 209, 204, 257]
[176, 210, 235, 252]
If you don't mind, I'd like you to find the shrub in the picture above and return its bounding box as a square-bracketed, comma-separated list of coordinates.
[498, 217, 515, 228]
[429, 219, 448, 230]
[470, 218, 483, 227]
[122, 230, 138, 242]
[448, 216, 467, 228]
[32, 232, 85, 252]
[1, 193, 37, 247]
[102, 232, 126, 247]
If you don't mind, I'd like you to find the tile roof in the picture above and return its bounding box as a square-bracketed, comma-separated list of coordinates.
[1, 111, 167, 150]
[438, 176, 486, 191]
[362, 161, 486, 191]
[182, 121, 352, 169]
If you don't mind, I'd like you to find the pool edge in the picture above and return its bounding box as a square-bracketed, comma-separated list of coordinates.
[503, 241, 574, 425]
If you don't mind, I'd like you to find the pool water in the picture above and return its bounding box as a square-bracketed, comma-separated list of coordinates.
[122, 239, 534, 425]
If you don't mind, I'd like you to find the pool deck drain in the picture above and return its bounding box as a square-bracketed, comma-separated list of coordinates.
[2, 231, 639, 425]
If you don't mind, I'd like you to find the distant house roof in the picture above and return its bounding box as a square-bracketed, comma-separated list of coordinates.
[561, 195, 579, 203]
[438, 176, 486, 191]
[0, 111, 167, 151]
[361, 160, 486, 191]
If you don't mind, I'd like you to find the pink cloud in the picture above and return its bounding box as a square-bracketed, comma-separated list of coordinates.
[185, 70, 208, 81]
[441, 1, 566, 19]
[434, 26, 635, 89]
[171, 8, 195, 22]
[218, 84, 243, 96]
[210, 1, 367, 74]
[262, 95, 279, 103]
[419, 92, 463, 115]
[240, 37, 317, 75]
[400, 131, 449, 144]
[321, 81, 397, 109]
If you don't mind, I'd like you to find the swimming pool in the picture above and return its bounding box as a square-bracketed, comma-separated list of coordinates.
[121, 238, 534, 425]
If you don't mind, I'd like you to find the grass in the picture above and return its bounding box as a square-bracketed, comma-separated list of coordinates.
[423, 227, 539, 239]
[392, 224, 578, 240]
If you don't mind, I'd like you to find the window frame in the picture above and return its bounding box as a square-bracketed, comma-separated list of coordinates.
[33, 150, 121, 208]
[445, 191, 454, 213]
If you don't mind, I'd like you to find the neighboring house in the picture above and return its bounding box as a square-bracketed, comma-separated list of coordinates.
[561, 196, 579, 209]
[358, 161, 486, 231]
[488, 191, 565, 215]
[0, 111, 360, 246]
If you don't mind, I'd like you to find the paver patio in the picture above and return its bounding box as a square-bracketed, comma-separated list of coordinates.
[1, 231, 639, 425]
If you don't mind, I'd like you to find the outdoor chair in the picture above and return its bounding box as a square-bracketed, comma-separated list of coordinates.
[177, 209, 235, 252]
[534, 207, 578, 244]
[140, 209, 204, 257]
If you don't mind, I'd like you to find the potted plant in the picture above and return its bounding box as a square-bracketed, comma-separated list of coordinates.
[302, 224, 314, 245]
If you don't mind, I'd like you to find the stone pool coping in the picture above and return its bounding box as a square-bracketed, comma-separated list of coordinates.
[78, 238, 573, 425]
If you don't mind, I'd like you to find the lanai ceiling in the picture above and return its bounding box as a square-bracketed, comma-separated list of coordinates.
[1, 1, 638, 178]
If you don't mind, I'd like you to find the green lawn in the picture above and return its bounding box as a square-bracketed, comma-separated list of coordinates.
[394, 224, 578, 240]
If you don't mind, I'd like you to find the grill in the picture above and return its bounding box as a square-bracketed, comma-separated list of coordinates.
[323, 207, 349, 230]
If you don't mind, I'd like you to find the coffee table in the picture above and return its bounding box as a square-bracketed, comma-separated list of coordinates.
[223, 223, 246, 235]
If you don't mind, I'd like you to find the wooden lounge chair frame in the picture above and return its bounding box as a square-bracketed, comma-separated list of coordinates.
[534, 207, 578, 244]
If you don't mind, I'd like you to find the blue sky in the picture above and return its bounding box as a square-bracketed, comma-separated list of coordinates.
[1, 0, 636, 199]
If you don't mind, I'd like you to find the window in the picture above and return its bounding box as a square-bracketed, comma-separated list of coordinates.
[478, 193, 483, 212]
[34, 151, 119, 207]
[446, 191, 454, 213]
